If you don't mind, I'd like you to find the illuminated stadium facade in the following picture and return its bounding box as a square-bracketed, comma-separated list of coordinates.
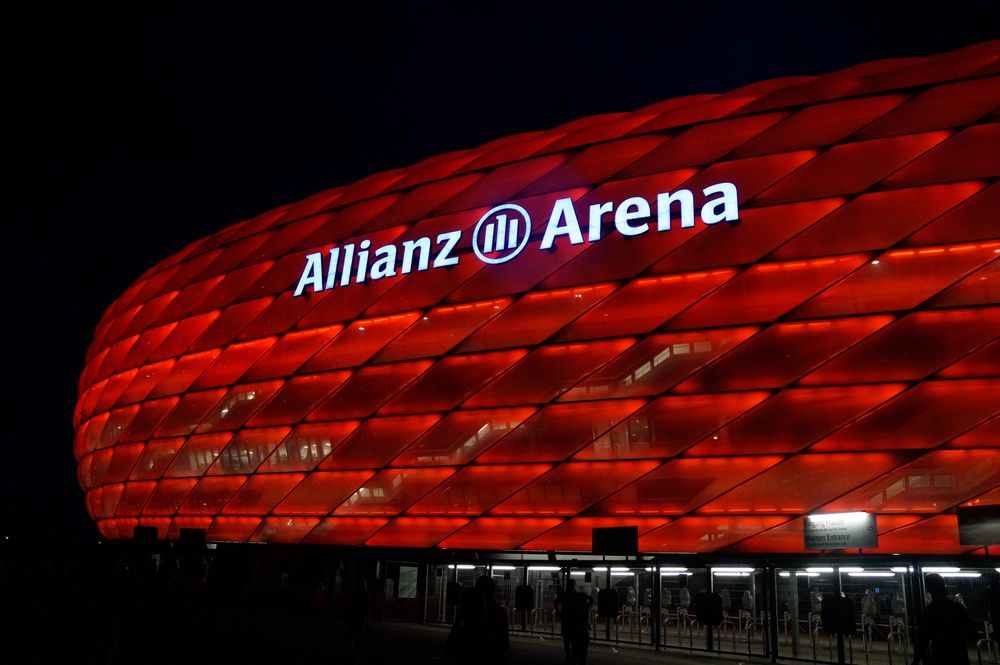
[76, 42, 998, 563]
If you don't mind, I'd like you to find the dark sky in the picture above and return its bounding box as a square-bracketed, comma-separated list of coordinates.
[6, 2, 998, 542]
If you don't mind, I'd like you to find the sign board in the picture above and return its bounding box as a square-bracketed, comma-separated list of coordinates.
[957, 505, 1000, 545]
[592, 525, 639, 555]
[804, 512, 878, 550]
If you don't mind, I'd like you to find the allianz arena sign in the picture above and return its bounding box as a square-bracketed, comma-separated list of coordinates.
[293, 183, 739, 295]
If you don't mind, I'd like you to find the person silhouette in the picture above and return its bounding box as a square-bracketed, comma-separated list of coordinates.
[448, 576, 509, 664]
[555, 578, 592, 665]
[911, 572, 976, 665]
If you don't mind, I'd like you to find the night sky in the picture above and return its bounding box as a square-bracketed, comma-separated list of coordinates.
[7, 3, 998, 542]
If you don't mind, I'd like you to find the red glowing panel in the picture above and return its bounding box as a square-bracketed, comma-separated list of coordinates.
[161, 432, 231, 477]
[560, 328, 758, 401]
[303, 313, 420, 370]
[93, 369, 138, 414]
[374, 299, 510, 362]
[439, 517, 565, 550]
[598, 456, 785, 515]
[524, 135, 669, 193]
[521, 517, 667, 551]
[222, 473, 305, 514]
[802, 309, 1000, 384]
[624, 113, 788, 173]
[864, 515, 970, 555]
[333, 467, 456, 515]
[115, 481, 157, 516]
[557, 272, 735, 341]
[241, 327, 341, 380]
[147, 312, 221, 361]
[885, 124, 1000, 187]
[443, 153, 569, 210]
[188, 339, 275, 390]
[246, 371, 354, 427]
[491, 461, 660, 515]
[793, 243, 999, 316]
[153, 278, 225, 327]
[293, 272, 398, 329]
[755, 132, 949, 204]
[654, 199, 845, 274]
[205, 427, 290, 475]
[407, 464, 552, 515]
[120, 325, 180, 370]
[85, 449, 114, 488]
[117, 359, 177, 406]
[685, 385, 906, 456]
[188, 299, 273, 351]
[639, 516, 788, 553]
[238, 292, 317, 340]
[461, 284, 619, 351]
[318, 415, 441, 470]
[381, 350, 528, 414]
[129, 438, 185, 480]
[178, 476, 247, 515]
[306, 360, 433, 419]
[147, 349, 221, 397]
[771, 183, 985, 259]
[927, 260, 1000, 308]
[858, 77, 1000, 138]
[731, 515, 922, 553]
[938, 339, 1000, 379]
[389, 407, 537, 466]
[666, 255, 869, 329]
[465, 339, 636, 408]
[477, 400, 646, 463]
[946, 416, 999, 449]
[207, 517, 262, 542]
[572, 392, 769, 461]
[904, 182, 1000, 246]
[141, 478, 198, 516]
[733, 95, 908, 156]
[699, 452, 910, 514]
[824, 450, 1000, 514]
[250, 517, 320, 544]
[120, 397, 180, 443]
[257, 421, 360, 473]
[363, 252, 484, 317]
[95, 406, 139, 449]
[304, 517, 389, 545]
[810, 379, 1000, 451]
[677, 317, 892, 391]
[195, 380, 283, 433]
[273, 470, 373, 515]
[105, 443, 145, 483]
[364, 517, 468, 548]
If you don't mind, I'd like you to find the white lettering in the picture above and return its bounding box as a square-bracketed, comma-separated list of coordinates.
[369, 245, 397, 281]
[588, 201, 613, 241]
[701, 182, 739, 224]
[401, 237, 431, 274]
[656, 190, 694, 230]
[540, 197, 584, 249]
[433, 231, 461, 267]
[294, 252, 324, 296]
[615, 196, 650, 236]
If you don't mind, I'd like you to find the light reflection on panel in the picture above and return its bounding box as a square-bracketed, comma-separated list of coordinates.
[477, 400, 647, 463]
[572, 392, 768, 461]
[561, 328, 758, 401]
[822, 450, 1000, 513]
[598, 456, 784, 515]
[699, 452, 911, 514]
[491, 461, 660, 515]
[407, 464, 552, 515]
[390, 407, 537, 466]
[640, 516, 788, 553]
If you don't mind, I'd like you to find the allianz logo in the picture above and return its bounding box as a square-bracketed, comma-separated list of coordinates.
[293, 182, 739, 296]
